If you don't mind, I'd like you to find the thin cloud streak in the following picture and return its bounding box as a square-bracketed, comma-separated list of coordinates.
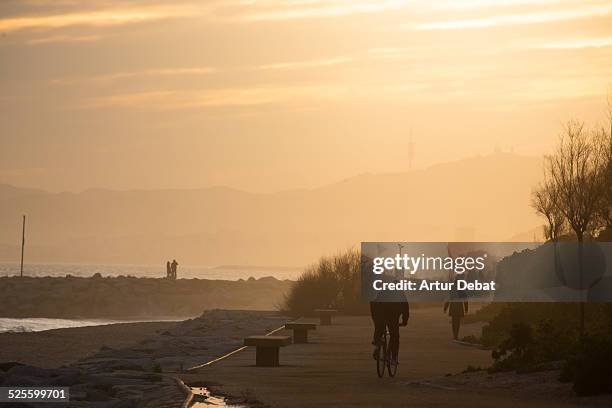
[538, 37, 612, 49]
[234, 0, 407, 22]
[51, 56, 351, 85]
[429, 0, 570, 11]
[26, 34, 103, 45]
[412, 4, 612, 30]
[50, 67, 216, 85]
[0, 5, 197, 32]
[80, 85, 344, 110]
[93, 68, 217, 82]
[257, 57, 352, 70]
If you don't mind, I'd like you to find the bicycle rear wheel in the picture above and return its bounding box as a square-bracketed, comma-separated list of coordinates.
[376, 334, 386, 378]
[387, 349, 398, 377]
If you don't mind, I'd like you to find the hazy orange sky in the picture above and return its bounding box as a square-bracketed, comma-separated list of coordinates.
[1, 0, 611, 193]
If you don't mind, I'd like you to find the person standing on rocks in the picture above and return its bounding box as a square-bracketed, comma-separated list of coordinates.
[171, 259, 178, 280]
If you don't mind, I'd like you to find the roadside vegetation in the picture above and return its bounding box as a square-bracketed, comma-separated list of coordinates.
[282, 248, 367, 316]
[466, 301, 612, 395]
[463, 92, 612, 395]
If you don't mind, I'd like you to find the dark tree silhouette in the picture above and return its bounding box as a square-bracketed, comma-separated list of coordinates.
[546, 122, 606, 242]
[542, 121, 608, 338]
[531, 180, 566, 241]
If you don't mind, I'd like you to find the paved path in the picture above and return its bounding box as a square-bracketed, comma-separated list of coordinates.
[182, 307, 607, 407]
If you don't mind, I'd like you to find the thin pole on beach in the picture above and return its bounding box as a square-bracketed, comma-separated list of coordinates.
[20, 215, 26, 277]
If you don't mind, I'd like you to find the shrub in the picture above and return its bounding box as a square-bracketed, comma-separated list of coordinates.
[491, 322, 535, 372]
[462, 365, 484, 373]
[486, 303, 612, 382]
[462, 302, 506, 324]
[481, 303, 580, 348]
[460, 334, 482, 345]
[282, 248, 367, 316]
[561, 336, 612, 396]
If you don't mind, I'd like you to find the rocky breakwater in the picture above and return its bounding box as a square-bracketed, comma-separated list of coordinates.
[0, 276, 293, 319]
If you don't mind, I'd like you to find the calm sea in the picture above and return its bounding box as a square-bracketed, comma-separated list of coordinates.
[0, 317, 180, 333]
[0, 262, 301, 281]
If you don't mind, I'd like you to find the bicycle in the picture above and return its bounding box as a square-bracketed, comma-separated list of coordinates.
[374, 330, 398, 378]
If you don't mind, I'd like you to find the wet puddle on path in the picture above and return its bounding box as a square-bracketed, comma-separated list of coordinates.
[190, 387, 247, 407]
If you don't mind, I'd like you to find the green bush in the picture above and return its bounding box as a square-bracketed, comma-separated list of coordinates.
[282, 249, 367, 316]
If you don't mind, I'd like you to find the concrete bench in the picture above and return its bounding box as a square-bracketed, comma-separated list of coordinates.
[284, 322, 317, 343]
[243, 336, 292, 367]
[314, 309, 338, 325]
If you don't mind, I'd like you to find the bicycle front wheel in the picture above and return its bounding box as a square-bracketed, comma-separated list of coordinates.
[376, 336, 386, 378]
[387, 350, 398, 377]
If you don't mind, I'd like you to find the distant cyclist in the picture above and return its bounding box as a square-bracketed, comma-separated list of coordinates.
[370, 284, 410, 366]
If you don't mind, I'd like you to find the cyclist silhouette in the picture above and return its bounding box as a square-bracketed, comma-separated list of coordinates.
[370, 278, 410, 366]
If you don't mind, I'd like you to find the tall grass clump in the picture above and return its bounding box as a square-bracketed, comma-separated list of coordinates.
[282, 248, 366, 316]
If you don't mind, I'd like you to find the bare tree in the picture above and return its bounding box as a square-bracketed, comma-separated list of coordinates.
[545, 121, 606, 242]
[545, 122, 608, 338]
[607, 85, 612, 139]
[531, 179, 566, 241]
[592, 127, 612, 232]
[597, 89, 612, 230]
[604, 133, 612, 229]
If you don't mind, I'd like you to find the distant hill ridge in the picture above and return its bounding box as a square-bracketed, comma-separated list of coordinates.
[0, 152, 543, 266]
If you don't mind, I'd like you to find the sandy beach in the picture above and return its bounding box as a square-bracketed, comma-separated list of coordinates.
[0, 310, 290, 407]
[0, 321, 178, 368]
